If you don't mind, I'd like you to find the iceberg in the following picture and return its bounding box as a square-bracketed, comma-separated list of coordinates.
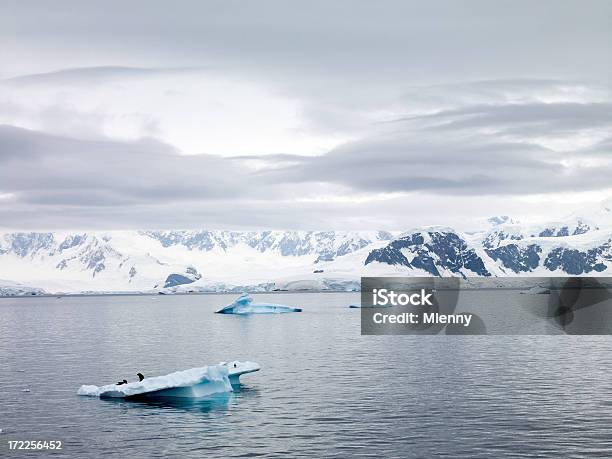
[520, 286, 551, 295]
[216, 294, 302, 314]
[220, 361, 260, 385]
[77, 361, 260, 399]
[348, 303, 391, 308]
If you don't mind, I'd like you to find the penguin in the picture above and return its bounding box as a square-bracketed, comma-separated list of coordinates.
[137, 373, 145, 382]
[116, 379, 128, 385]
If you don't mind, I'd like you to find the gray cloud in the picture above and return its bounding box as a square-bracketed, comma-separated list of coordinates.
[1, 66, 213, 93]
[406, 102, 612, 134]
[1, 92, 611, 230]
[254, 138, 607, 195]
[1, 1, 612, 229]
[0, 125, 255, 206]
[248, 97, 612, 196]
[2, 2, 611, 89]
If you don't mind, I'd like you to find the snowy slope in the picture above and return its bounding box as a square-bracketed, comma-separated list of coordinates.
[0, 231, 395, 294]
[1, 203, 612, 295]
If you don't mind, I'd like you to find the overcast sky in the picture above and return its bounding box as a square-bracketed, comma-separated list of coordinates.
[1, 0, 611, 230]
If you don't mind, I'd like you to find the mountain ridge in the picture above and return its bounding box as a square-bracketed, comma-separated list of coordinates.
[1, 211, 612, 295]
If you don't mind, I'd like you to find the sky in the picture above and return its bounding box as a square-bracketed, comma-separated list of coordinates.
[0, 0, 611, 230]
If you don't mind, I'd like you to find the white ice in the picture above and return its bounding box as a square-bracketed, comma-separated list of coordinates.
[77, 361, 260, 399]
[521, 286, 551, 294]
[216, 294, 302, 314]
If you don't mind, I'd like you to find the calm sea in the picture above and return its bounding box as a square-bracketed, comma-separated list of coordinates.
[1, 292, 612, 458]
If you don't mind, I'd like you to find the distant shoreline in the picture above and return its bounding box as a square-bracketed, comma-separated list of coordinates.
[3, 285, 608, 299]
[0, 289, 361, 299]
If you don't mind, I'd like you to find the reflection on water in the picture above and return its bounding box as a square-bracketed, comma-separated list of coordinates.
[110, 391, 234, 412]
[124, 384, 258, 411]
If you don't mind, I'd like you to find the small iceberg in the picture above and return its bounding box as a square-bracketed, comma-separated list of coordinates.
[216, 294, 302, 314]
[520, 286, 551, 295]
[348, 303, 391, 308]
[77, 361, 259, 400]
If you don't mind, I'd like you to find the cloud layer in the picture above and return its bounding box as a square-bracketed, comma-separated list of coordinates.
[1, 1, 611, 229]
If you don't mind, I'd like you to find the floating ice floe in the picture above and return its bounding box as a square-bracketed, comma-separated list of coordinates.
[216, 294, 302, 314]
[77, 361, 260, 399]
[520, 286, 551, 295]
[349, 303, 392, 308]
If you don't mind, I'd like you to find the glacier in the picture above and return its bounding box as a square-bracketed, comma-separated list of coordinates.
[0, 230, 392, 294]
[0, 279, 45, 296]
[216, 294, 302, 314]
[2, 202, 612, 296]
[77, 361, 260, 399]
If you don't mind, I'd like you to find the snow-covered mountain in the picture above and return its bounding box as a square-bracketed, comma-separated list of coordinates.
[364, 224, 612, 277]
[2, 204, 612, 295]
[0, 231, 394, 294]
[363, 200, 612, 278]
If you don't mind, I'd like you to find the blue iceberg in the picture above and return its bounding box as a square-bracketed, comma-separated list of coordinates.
[348, 303, 391, 308]
[216, 294, 302, 314]
[77, 361, 260, 400]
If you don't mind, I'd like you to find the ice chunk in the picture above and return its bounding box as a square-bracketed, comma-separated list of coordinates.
[220, 361, 261, 385]
[77, 362, 260, 399]
[216, 294, 302, 314]
[520, 286, 551, 295]
[348, 303, 391, 308]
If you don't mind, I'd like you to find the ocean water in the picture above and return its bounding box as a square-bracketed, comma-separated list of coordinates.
[2, 292, 612, 458]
